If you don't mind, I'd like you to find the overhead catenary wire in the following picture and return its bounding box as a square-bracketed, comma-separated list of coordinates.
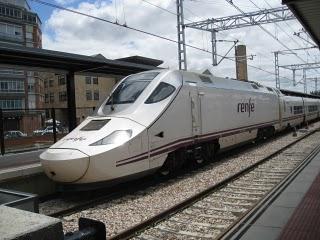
[225, 0, 320, 75]
[252, 0, 320, 75]
[30, 0, 294, 82]
[185, 0, 286, 69]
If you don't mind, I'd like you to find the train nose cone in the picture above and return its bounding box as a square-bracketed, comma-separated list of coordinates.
[40, 149, 89, 183]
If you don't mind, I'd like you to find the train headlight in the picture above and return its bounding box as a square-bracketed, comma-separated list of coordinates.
[90, 130, 132, 146]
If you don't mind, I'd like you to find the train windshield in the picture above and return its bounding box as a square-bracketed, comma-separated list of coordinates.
[106, 72, 159, 105]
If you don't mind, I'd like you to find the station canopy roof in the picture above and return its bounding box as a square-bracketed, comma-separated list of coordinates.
[283, 0, 320, 48]
[0, 44, 162, 75]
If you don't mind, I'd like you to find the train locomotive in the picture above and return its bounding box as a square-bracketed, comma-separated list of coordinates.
[40, 69, 320, 189]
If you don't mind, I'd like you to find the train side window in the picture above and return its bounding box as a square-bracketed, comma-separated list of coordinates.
[145, 82, 176, 104]
[251, 84, 258, 89]
[266, 87, 273, 92]
[199, 75, 212, 83]
[293, 105, 303, 114]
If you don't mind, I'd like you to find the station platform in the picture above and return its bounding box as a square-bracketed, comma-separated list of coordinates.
[0, 149, 43, 170]
[0, 150, 55, 196]
[233, 149, 320, 240]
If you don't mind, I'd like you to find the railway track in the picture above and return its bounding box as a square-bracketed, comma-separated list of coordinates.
[41, 176, 162, 218]
[40, 128, 295, 218]
[109, 128, 320, 240]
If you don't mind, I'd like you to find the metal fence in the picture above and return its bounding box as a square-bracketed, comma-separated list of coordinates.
[0, 107, 95, 155]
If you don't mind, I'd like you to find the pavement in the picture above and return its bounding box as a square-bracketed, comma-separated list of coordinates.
[0, 149, 44, 170]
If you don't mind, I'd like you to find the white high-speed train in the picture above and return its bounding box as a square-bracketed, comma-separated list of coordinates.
[40, 69, 320, 189]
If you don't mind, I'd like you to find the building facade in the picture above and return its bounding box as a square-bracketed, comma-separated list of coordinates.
[43, 73, 119, 127]
[0, 0, 43, 134]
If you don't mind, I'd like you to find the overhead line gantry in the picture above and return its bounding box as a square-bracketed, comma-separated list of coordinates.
[180, 6, 295, 67]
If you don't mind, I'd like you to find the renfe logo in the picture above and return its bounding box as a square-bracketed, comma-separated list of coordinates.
[237, 98, 255, 117]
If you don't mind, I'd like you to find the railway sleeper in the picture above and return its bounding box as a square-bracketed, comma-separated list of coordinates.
[155, 225, 219, 239]
[182, 210, 237, 220]
[168, 218, 230, 230]
[239, 177, 281, 183]
[221, 189, 265, 196]
[203, 199, 253, 207]
[232, 182, 275, 187]
[193, 203, 248, 214]
[227, 185, 273, 191]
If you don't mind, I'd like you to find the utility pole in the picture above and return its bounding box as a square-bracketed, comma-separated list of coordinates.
[274, 52, 280, 89]
[292, 69, 296, 86]
[303, 68, 307, 93]
[176, 0, 187, 70]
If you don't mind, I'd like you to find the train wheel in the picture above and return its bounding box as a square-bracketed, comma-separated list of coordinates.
[159, 151, 184, 177]
[201, 143, 215, 162]
[193, 142, 216, 166]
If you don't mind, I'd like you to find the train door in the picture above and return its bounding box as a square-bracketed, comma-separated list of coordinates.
[189, 84, 202, 137]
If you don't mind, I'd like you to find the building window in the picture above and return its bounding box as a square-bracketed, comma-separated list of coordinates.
[49, 92, 54, 103]
[58, 75, 66, 85]
[86, 90, 92, 100]
[59, 91, 67, 102]
[45, 93, 49, 103]
[49, 80, 54, 87]
[0, 22, 22, 39]
[85, 76, 91, 84]
[0, 99, 23, 109]
[26, 32, 32, 39]
[0, 68, 24, 75]
[92, 77, 98, 84]
[28, 83, 34, 93]
[0, 80, 24, 92]
[44, 80, 48, 88]
[94, 90, 99, 100]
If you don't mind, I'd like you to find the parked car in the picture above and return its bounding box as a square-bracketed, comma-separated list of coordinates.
[33, 127, 47, 136]
[33, 126, 60, 136]
[4, 131, 27, 139]
[41, 126, 61, 135]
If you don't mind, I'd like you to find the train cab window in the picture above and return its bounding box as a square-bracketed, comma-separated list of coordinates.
[145, 82, 176, 104]
[106, 72, 159, 105]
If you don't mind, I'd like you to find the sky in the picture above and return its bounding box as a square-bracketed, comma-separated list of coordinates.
[28, 0, 320, 93]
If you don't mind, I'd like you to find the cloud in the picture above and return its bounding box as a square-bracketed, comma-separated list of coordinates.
[42, 0, 318, 92]
[54, 0, 81, 5]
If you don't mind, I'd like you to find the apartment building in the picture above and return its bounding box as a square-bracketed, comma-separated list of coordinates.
[43, 73, 119, 127]
[0, 0, 43, 133]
